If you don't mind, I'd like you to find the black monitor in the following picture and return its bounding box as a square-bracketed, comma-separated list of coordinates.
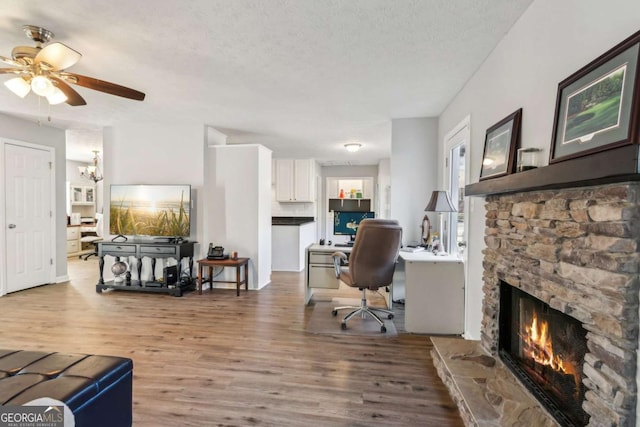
[334, 211, 375, 243]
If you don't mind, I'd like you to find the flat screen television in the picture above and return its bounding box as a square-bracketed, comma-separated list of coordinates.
[110, 184, 191, 238]
[334, 211, 375, 242]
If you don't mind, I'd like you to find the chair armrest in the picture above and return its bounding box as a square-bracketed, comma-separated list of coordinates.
[331, 251, 348, 278]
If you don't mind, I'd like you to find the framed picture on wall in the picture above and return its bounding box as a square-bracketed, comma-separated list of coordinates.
[479, 108, 522, 181]
[549, 29, 640, 163]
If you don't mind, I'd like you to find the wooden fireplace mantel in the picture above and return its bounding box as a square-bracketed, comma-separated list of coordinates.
[465, 144, 640, 197]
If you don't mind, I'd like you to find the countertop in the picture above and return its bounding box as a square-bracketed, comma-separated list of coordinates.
[272, 216, 315, 226]
[398, 251, 462, 262]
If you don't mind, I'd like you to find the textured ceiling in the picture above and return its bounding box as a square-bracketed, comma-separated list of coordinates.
[0, 0, 533, 164]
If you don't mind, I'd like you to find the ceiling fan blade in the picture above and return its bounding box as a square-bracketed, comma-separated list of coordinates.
[0, 68, 23, 74]
[0, 55, 23, 67]
[50, 76, 86, 106]
[62, 72, 145, 101]
[35, 42, 81, 70]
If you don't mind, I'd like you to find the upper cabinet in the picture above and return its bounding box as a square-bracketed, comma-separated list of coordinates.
[71, 184, 95, 205]
[275, 159, 314, 202]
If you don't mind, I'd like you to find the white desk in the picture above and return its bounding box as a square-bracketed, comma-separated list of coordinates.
[399, 251, 464, 334]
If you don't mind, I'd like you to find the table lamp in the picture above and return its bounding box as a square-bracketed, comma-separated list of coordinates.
[424, 190, 457, 254]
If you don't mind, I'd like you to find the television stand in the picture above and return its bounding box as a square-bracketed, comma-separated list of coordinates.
[95, 240, 196, 297]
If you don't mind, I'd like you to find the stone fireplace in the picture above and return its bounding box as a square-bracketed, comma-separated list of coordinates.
[432, 180, 639, 426]
[481, 183, 639, 426]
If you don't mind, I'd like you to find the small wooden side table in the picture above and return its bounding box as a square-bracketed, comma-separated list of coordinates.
[197, 257, 250, 296]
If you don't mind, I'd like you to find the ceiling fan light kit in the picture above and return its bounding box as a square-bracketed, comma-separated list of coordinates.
[46, 87, 67, 105]
[1, 25, 145, 107]
[31, 75, 54, 96]
[4, 77, 30, 97]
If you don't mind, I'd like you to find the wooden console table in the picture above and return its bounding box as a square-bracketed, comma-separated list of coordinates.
[197, 257, 249, 296]
[96, 240, 196, 297]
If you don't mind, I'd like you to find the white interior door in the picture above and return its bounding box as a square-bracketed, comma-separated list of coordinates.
[5, 143, 54, 293]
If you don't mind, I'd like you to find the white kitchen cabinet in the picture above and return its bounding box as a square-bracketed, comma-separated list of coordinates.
[208, 144, 272, 289]
[400, 252, 465, 334]
[275, 159, 314, 202]
[70, 184, 95, 205]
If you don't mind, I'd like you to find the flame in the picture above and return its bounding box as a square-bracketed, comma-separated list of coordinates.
[522, 313, 580, 393]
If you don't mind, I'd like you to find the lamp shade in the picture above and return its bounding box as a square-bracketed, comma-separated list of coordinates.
[4, 77, 31, 98]
[46, 86, 68, 105]
[31, 75, 55, 96]
[425, 190, 457, 213]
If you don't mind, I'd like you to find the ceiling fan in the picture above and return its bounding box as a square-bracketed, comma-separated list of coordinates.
[0, 25, 145, 106]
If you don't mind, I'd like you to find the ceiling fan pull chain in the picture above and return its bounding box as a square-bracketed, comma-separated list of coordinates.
[37, 95, 42, 126]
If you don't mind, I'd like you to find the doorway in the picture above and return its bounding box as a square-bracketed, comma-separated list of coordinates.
[443, 117, 469, 262]
[443, 116, 470, 336]
[324, 176, 374, 244]
[2, 140, 56, 295]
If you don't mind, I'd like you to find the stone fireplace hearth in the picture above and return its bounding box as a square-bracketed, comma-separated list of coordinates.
[433, 182, 639, 426]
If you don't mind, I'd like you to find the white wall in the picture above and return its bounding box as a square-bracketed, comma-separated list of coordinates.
[103, 123, 205, 241]
[66, 159, 86, 185]
[0, 113, 67, 281]
[377, 158, 391, 219]
[206, 144, 272, 289]
[102, 123, 207, 279]
[437, 0, 640, 340]
[390, 117, 438, 245]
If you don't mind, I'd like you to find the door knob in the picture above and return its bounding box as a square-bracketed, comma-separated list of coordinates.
[8, 224, 16, 229]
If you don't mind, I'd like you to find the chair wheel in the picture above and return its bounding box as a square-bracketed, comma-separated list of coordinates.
[332, 310, 338, 317]
[387, 314, 394, 319]
[381, 325, 387, 333]
[341, 322, 347, 330]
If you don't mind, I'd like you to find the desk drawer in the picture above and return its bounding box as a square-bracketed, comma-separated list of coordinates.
[308, 265, 340, 289]
[101, 244, 136, 255]
[67, 240, 79, 253]
[309, 252, 335, 265]
[66, 227, 79, 240]
[140, 246, 177, 256]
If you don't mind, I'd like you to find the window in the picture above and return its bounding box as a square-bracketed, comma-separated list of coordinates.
[444, 117, 469, 259]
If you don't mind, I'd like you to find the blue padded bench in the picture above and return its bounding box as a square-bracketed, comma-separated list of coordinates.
[0, 349, 133, 427]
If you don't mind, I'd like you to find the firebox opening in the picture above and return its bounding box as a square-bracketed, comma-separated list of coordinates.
[498, 281, 589, 427]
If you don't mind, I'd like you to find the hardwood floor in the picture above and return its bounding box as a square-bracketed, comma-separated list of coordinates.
[0, 258, 464, 426]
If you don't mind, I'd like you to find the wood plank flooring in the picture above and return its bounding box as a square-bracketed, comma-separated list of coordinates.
[0, 258, 464, 426]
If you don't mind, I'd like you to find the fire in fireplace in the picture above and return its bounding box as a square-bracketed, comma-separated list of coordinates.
[499, 282, 589, 427]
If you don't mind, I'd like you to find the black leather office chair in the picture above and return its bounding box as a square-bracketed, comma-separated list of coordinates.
[331, 219, 402, 332]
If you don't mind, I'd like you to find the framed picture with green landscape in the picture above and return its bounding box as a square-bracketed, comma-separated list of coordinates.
[550, 30, 640, 163]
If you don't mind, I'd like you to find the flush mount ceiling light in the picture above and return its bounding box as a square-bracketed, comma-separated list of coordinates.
[344, 143, 362, 152]
[1, 25, 145, 107]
